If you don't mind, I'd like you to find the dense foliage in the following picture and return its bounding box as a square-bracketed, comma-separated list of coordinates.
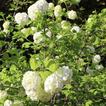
[0, 0, 106, 106]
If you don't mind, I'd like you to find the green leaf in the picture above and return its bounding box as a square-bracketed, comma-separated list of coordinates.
[48, 63, 59, 72]
[85, 100, 93, 106]
[0, 41, 5, 48]
[22, 42, 31, 48]
[29, 56, 40, 70]
[39, 71, 51, 82]
[43, 57, 52, 67]
[10, 64, 17, 73]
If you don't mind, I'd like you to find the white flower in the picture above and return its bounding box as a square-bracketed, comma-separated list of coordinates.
[25, 89, 38, 101]
[56, 66, 73, 84]
[86, 67, 94, 74]
[22, 71, 41, 91]
[92, 55, 101, 64]
[45, 28, 52, 37]
[28, 0, 48, 20]
[0, 90, 7, 100]
[28, 7, 41, 20]
[3, 21, 10, 30]
[33, 31, 43, 43]
[44, 73, 63, 94]
[2, 21, 10, 33]
[44, 66, 73, 95]
[71, 25, 80, 33]
[67, 10, 77, 20]
[95, 64, 104, 70]
[61, 21, 70, 29]
[22, 71, 51, 102]
[4, 100, 13, 106]
[54, 5, 62, 18]
[15, 12, 29, 25]
[48, 3, 54, 10]
[34, 0, 48, 12]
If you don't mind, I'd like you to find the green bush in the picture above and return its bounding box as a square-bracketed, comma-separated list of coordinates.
[0, 0, 106, 106]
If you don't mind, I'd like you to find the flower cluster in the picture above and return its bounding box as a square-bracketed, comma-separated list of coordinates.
[44, 66, 73, 94]
[92, 54, 101, 64]
[13, 0, 80, 44]
[4, 100, 13, 106]
[15, 12, 29, 25]
[86, 54, 104, 74]
[33, 28, 52, 43]
[22, 71, 51, 102]
[44, 72, 63, 94]
[54, 5, 62, 18]
[2, 21, 10, 33]
[33, 31, 43, 43]
[22, 66, 73, 102]
[14, 0, 78, 25]
[67, 10, 77, 20]
[28, 0, 48, 20]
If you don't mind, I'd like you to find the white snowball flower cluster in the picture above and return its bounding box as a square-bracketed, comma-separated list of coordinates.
[3, 21, 10, 30]
[54, 5, 62, 18]
[44, 73, 63, 94]
[33, 31, 43, 43]
[4, 100, 13, 106]
[28, 0, 48, 20]
[56, 66, 73, 84]
[95, 64, 104, 70]
[92, 54, 101, 64]
[71, 25, 80, 33]
[33, 28, 52, 43]
[22, 71, 51, 101]
[0, 90, 7, 100]
[22, 67, 72, 101]
[2, 21, 10, 33]
[48, 3, 54, 10]
[44, 66, 73, 94]
[67, 10, 77, 20]
[15, 12, 29, 25]
[22, 71, 41, 91]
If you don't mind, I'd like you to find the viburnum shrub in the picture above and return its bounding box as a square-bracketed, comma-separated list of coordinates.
[0, 0, 106, 105]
